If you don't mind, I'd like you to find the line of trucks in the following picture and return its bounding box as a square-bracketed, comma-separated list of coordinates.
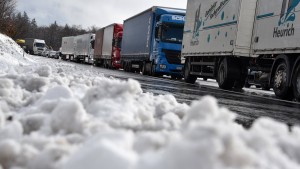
[58, 1, 300, 101]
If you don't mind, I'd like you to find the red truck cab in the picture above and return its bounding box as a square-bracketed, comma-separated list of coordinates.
[112, 24, 123, 69]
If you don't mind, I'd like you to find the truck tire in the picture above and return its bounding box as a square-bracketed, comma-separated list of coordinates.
[171, 75, 182, 80]
[261, 84, 270, 91]
[273, 61, 292, 99]
[124, 62, 129, 72]
[217, 58, 234, 90]
[128, 62, 132, 72]
[292, 64, 300, 101]
[244, 81, 251, 88]
[234, 80, 245, 90]
[151, 62, 158, 77]
[184, 58, 197, 84]
[142, 62, 148, 75]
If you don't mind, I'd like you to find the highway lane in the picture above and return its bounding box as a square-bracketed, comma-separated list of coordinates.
[36, 57, 300, 127]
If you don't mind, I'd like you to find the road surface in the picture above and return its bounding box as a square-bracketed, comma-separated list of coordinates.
[36, 57, 300, 127]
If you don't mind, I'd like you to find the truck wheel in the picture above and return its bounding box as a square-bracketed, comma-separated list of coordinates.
[292, 64, 300, 101]
[171, 75, 177, 80]
[234, 73, 247, 89]
[234, 80, 245, 90]
[261, 84, 270, 91]
[142, 62, 147, 75]
[244, 82, 251, 88]
[184, 58, 197, 84]
[171, 75, 182, 80]
[273, 61, 292, 99]
[151, 62, 158, 77]
[124, 62, 129, 72]
[217, 58, 234, 90]
[127, 62, 132, 72]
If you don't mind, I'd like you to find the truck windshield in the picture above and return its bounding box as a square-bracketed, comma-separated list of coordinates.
[35, 43, 45, 48]
[161, 24, 184, 44]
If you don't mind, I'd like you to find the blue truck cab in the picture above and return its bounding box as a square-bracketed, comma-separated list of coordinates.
[121, 7, 186, 78]
[152, 12, 185, 77]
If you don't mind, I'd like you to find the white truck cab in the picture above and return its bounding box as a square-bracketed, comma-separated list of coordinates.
[33, 39, 46, 55]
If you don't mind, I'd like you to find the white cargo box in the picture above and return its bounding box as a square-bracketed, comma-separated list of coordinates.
[102, 25, 114, 59]
[61, 36, 75, 55]
[253, 0, 300, 55]
[182, 0, 257, 58]
[74, 33, 95, 56]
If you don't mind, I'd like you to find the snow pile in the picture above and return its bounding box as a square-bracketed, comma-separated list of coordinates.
[1, 33, 300, 169]
[0, 33, 35, 73]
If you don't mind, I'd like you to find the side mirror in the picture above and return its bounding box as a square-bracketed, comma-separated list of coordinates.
[155, 27, 159, 39]
[155, 26, 162, 42]
[90, 40, 95, 49]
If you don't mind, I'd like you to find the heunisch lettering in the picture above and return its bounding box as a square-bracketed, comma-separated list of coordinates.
[273, 24, 295, 38]
[210, 0, 230, 19]
[205, 2, 217, 18]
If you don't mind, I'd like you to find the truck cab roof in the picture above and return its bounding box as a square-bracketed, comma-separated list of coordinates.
[124, 6, 186, 22]
[34, 39, 45, 43]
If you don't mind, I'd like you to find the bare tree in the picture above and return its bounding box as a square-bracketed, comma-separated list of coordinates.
[0, 0, 16, 35]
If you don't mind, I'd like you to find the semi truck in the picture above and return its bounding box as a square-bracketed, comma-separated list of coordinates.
[121, 6, 186, 78]
[94, 23, 123, 69]
[24, 38, 46, 55]
[182, 0, 300, 101]
[61, 36, 75, 60]
[73, 33, 95, 64]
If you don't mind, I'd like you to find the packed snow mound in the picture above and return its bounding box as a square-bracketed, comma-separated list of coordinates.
[1, 33, 300, 169]
[0, 33, 35, 72]
[0, 64, 300, 169]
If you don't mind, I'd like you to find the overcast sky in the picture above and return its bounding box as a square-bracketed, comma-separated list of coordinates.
[16, 0, 187, 29]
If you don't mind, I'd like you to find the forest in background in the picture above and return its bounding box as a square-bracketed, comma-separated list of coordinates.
[0, 0, 98, 50]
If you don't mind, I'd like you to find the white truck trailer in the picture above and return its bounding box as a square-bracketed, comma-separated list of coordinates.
[61, 36, 75, 60]
[182, 0, 300, 101]
[73, 33, 95, 64]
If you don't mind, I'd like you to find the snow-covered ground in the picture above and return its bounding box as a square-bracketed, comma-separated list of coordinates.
[1, 33, 300, 169]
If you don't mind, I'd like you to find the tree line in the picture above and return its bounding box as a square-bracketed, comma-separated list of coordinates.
[0, 0, 97, 50]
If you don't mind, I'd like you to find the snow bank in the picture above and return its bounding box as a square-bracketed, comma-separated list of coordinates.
[1, 33, 300, 169]
[0, 33, 35, 73]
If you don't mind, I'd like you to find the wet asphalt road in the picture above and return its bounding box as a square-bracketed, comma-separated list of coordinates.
[83, 63, 300, 127]
[41, 57, 300, 127]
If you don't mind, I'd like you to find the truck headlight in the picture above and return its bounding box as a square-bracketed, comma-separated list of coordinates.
[160, 64, 166, 69]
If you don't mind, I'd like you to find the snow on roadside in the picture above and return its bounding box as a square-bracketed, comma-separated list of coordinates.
[1, 33, 300, 169]
[0, 34, 36, 74]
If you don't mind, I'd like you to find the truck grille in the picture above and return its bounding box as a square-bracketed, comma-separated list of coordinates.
[162, 49, 181, 64]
